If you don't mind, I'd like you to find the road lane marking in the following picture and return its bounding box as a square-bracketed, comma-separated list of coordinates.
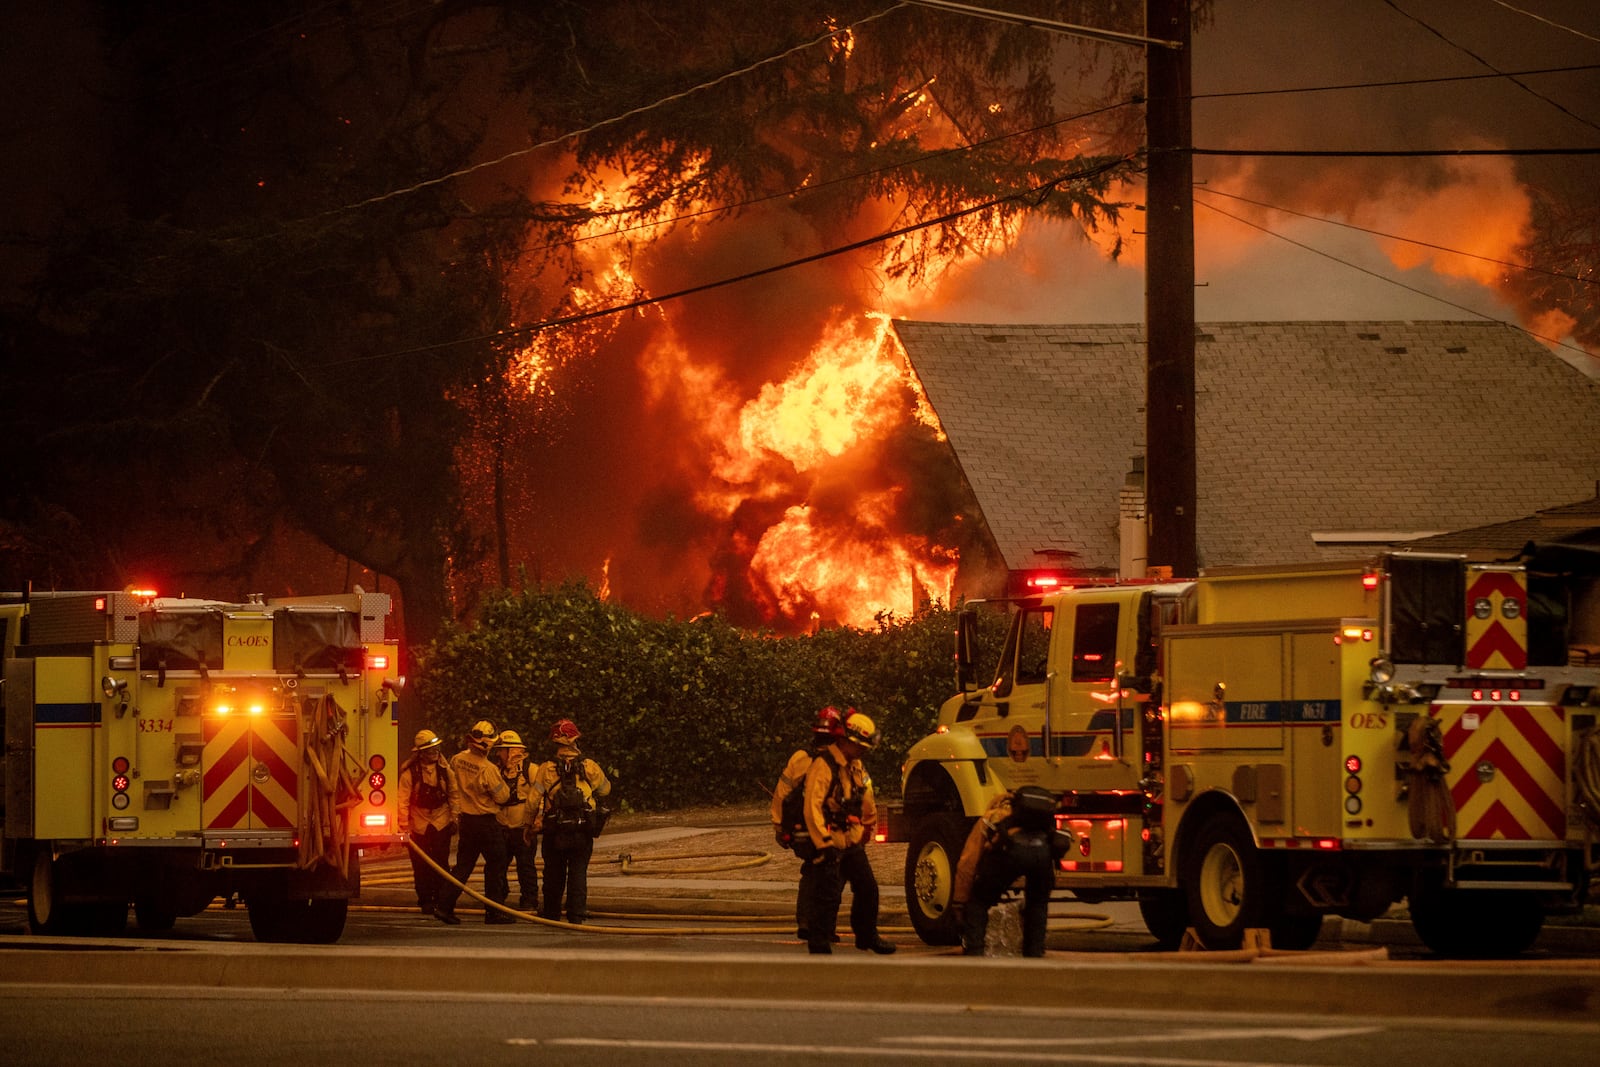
[517, 1036, 1321, 1065]
[885, 1027, 1383, 1046]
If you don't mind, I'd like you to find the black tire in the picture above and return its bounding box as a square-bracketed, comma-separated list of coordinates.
[1138, 889, 1188, 949]
[904, 812, 975, 946]
[1268, 912, 1324, 951]
[134, 898, 179, 933]
[27, 849, 65, 935]
[247, 893, 290, 943]
[1409, 887, 1544, 958]
[249, 894, 348, 944]
[1181, 814, 1267, 950]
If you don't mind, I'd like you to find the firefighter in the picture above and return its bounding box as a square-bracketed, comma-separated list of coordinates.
[770, 706, 848, 941]
[435, 720, 513, 925]
[801, 711, 895, 955]
[529, 718, 612, 925]
[492, 729, 538, 910]
[397, 728, 460, 917]
[953, 786, 1066, 958]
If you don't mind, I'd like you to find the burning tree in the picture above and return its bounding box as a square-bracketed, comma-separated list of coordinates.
[2, 1, 1154, 648]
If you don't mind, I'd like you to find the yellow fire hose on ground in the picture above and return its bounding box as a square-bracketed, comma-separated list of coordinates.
[385, 838, 1112, 936]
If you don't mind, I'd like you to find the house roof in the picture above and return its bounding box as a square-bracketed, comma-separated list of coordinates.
[892, 320, 1600, 575]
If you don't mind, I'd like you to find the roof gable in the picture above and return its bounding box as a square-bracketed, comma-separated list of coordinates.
[894, 320, 1600, 573]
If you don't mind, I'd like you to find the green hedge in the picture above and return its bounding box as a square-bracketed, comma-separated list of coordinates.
[410, 580, 985, 811]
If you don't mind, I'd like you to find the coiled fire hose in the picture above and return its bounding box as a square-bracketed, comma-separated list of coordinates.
[301, 694, 361, 877]
[1405, 715, 1456, 843]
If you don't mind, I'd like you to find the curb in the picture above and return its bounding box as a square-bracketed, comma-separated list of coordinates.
[4, 941, 1599, 1021]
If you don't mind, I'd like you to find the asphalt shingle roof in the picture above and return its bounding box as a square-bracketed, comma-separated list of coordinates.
[893, 320, 1600, 575]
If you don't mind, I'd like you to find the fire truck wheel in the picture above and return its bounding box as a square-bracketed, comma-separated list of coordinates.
[1182, 815, 1266, 949]
[134, 899, 178, 933]
[249, 895, 348, 944]
[1268, 912, 1323, 952]
[1138, 889, 1188, 949]
[1409, 887, 1545, 958]
[24, 849, 83, 935]
[904, 812, 974, 946]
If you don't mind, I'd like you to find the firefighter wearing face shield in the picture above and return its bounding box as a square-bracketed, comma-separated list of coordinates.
[434, 720, 512, 925]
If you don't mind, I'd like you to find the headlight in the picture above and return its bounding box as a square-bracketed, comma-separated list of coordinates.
[1368, 656, 1395, 686]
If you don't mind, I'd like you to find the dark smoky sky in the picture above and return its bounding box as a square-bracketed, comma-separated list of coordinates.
[935, 0, 1599, 348]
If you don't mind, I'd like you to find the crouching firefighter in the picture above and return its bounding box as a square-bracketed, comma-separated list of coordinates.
[771, 705, 847, 942]
[801, 711, 895, 956]
[953, 786, 1072, 957]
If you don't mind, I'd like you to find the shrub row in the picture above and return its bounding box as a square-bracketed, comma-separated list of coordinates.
[411, 580, 992, 811]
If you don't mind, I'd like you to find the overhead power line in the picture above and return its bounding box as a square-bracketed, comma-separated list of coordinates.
[1189, 146, 1600, 158]
[330, 155, 1134, 366]
[1383, 0, 1600, 137]
[1193, 187, 1597, 288]
[314, 2, 910, 219]
[1490, 0, 1600, 44]
[1190, 63, 1600, 101]
[1194, 198, 1593, 360]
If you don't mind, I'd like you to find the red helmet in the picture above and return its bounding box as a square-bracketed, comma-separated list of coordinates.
[813, 706, 847, 741]
[549, 719, 581, 745]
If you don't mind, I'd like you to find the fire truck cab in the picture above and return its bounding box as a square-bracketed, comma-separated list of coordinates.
[1, 588, 404, 942]
[899, 548, 1600, 956]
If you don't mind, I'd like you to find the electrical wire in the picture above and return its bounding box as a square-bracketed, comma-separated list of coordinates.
[1194, 186, 1598, 288]
[1193, 196, 1595, 361]
[314, 2, 911, 220]
[1383, 0, 1600, 136]
[1190, 63, 1600, 101]
[1190, 146, 1600, 158]
[327, 153, 1133, 365]
[1489, 0, 1600, 45]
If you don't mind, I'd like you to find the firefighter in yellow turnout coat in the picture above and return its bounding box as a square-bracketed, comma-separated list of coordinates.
[529, 719, 611, 925]
[800, 712, 895, 955]
[435, 720, 512, 924]
[953, 786, 1066, 957]
[493, 730, 538, 910]
[397, 729, 460, 917]
[770, 706, 848, 941]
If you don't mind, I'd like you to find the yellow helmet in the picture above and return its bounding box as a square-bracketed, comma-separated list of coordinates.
[843, 712, 877, 749]
[496, 729, 525, 750]
[468, 720, 497, 748]
[413, 729, 443, 752]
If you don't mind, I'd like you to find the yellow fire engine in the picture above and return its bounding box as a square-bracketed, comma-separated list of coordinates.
[1, 588, 404, 942]
[899, 548, 1600, 956]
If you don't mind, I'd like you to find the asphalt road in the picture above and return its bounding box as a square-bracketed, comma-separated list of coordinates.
[1, 984, 1596, 1067]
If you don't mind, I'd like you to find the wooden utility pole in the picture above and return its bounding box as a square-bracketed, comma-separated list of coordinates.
[1144, 0, 1197, 577]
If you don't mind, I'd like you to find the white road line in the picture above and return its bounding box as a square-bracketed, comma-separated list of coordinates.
[514, 1036, 1321, 1065]
[884, 1027, 1383, 1046]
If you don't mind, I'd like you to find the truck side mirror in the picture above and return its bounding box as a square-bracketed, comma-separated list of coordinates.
[1118, 672, 1152, 694]
[955, 611, 978, 692]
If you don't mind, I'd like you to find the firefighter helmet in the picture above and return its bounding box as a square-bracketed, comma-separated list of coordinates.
[813, 705, 847, 741]
[496, 729, 526, 750]
[413, 728, 443, 752]
[468, 720, 498, 748]
[550, 719, 581, 745]
[842, 711, 877, 749]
